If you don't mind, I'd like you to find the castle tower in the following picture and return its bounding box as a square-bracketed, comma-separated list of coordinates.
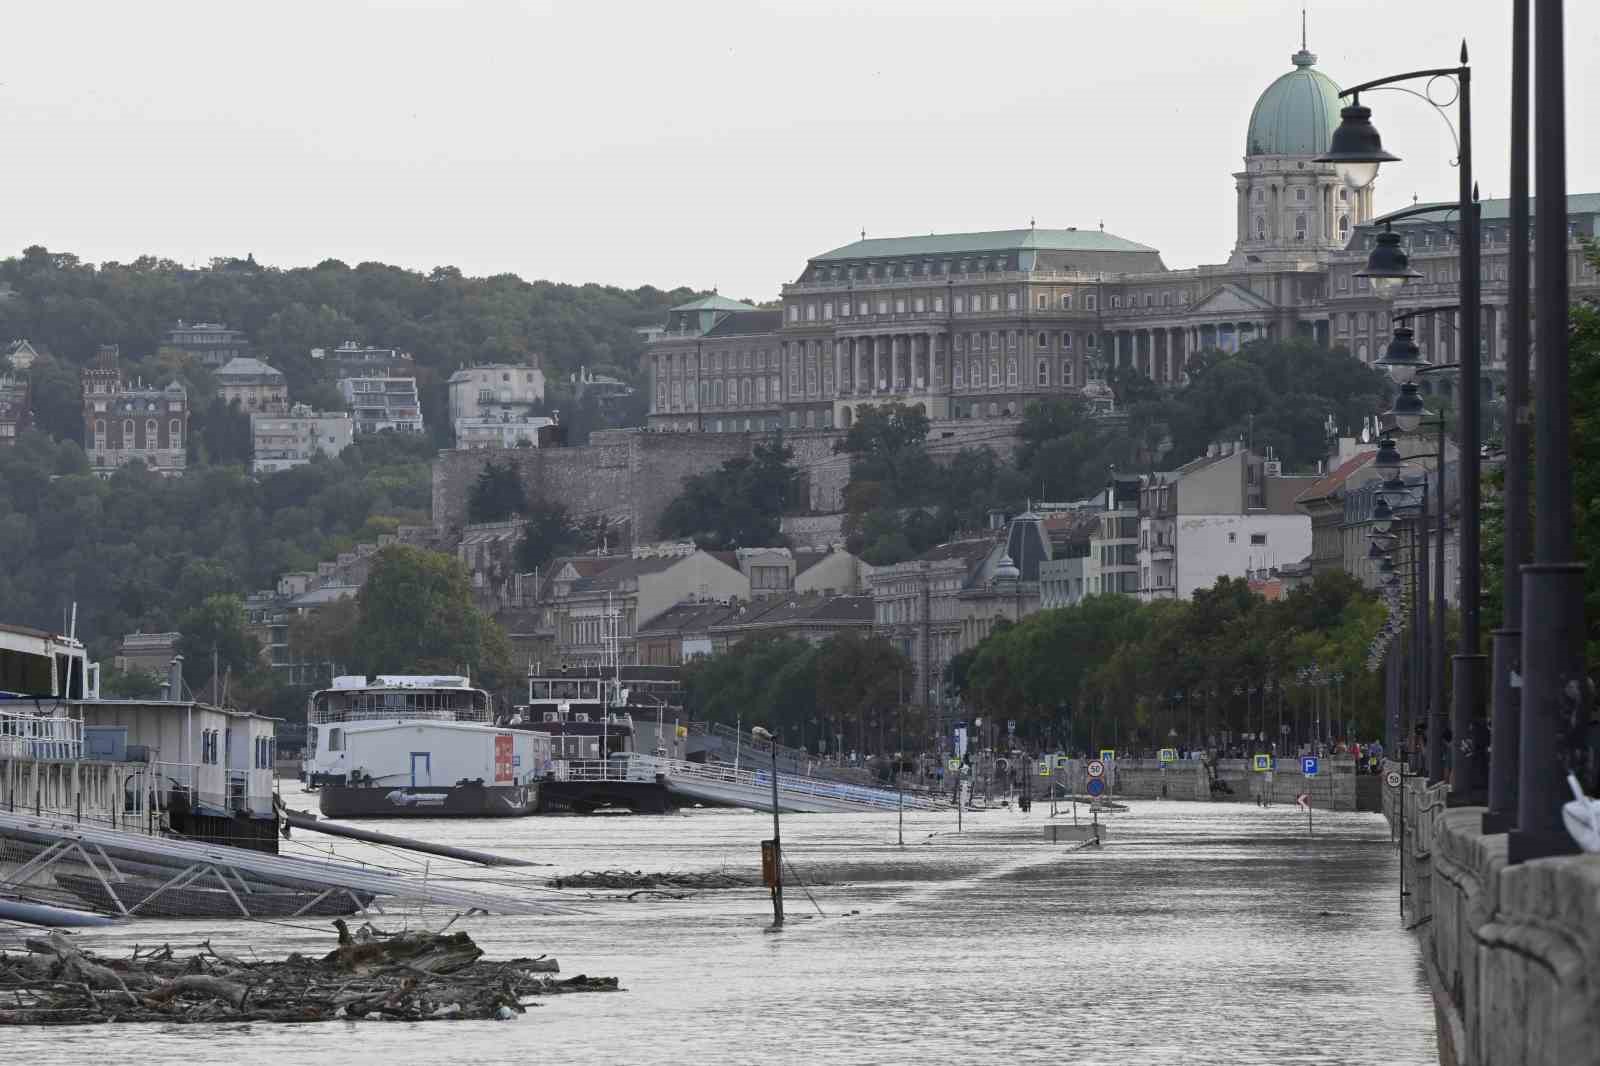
[1230, 41, 1375, 265]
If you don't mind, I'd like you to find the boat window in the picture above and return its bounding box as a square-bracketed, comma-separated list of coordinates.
[308, 725, 318, 751]
[328, 728, 343, 752]
[530, 681, 551, 700]
[552, 681, 581, 699]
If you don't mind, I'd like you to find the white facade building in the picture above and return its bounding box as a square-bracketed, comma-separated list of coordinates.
[448, 363, 546, 443]
[251, 404, 355, 472]
[454, 414, 557, 450]
[338, 376, 424, 435]
[1137, 444, 1315, 601]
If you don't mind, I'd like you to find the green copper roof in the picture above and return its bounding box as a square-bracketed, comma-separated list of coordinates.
[670, 294, 757, 313]
[1245, 48, 1343, 157]
[1371, 192, 1600, 225]
[812, 228, 1156, 261]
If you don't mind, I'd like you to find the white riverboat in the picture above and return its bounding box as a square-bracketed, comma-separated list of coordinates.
[303, 675, 551, 818]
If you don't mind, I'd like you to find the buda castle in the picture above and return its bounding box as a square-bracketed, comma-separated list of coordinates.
[643, 42, 1599, 435]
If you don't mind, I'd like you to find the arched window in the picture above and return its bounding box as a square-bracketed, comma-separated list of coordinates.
[954, 360, 964, 387]
[1006, 360, 1019, 386]
[970, 359, 981, 387]
[1295, 213, 1308, 240]
[1339, 215, 1350, 237]
[988, 359, 999, 387]
[1062, 359, 1074, 385]
[1255, 216, 1266, 240]
[94, 419, 106, 438]
[1036, 360, 1049, 386]
[146, 419, 157, 444]
[1061, 332, 1073, 350]
[1038, 332, 1050, 349]
[122, 419, 134, 441]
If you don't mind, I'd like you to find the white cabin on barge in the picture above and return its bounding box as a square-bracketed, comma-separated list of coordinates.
[305, 675, 551, 818]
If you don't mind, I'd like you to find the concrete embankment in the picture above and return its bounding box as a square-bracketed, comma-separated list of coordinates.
[1382, 761, 1597, 1066]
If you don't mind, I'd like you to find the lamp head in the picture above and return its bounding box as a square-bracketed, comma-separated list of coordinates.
[1391, 382, 1426, 433]
[1356, 227, 1424, 297]
[1315, 101, 1400, 190]
[1376, 325, 1430, 384]
[1374, 435, 1404, 476]
[1372, 495, 1395, 533]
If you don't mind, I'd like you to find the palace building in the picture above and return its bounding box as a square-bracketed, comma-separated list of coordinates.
[643, 42, 1599, 434]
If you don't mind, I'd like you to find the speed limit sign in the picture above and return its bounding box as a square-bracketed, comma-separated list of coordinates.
[1087, 759, 1105, 779]
[1385, 770, 1402, 788]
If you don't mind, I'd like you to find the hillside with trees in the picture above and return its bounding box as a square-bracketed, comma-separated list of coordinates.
[0, 246, 691, 443]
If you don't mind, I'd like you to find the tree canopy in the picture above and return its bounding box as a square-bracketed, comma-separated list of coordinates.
[949, 572, 1386, 753]
[657, 439, 799, 548]
[350, 545, 514, 693]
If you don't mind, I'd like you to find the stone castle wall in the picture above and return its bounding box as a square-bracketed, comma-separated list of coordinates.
[432, 420, 1026, 548]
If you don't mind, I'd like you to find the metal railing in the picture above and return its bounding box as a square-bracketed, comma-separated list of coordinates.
[635, 753, 944, 811]
[0, 709, 83, 760]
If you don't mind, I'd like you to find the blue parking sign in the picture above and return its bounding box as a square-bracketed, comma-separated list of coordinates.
[1302, 756, 1319, 777]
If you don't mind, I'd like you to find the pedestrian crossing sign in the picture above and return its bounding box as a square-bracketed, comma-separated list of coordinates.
[1099, 749, 1116, 763]
[1039, 760, 1050, 776]
[1253, 754, 1273, 772]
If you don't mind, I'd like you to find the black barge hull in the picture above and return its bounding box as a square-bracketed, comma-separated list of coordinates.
[317, 783, 538, 818]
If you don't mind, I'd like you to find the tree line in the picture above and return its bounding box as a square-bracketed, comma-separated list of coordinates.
[946, 572, 1387, 755]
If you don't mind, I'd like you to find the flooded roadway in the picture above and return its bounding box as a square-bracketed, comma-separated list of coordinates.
[7, 784, 1437, 1066]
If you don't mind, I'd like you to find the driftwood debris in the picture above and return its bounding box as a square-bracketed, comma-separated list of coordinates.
[0, 923, 617, 1025]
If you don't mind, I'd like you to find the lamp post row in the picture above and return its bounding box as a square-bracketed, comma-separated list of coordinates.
[1326, 0, 1582, 862]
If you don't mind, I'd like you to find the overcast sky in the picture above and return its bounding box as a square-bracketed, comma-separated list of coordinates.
[5, 0, 1596, 300]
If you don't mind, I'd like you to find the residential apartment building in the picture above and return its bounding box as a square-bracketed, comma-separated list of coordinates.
[162, 320, 249, 367]
[1136, 444, 1316, 601]
[735, 546, 861, 599]
[3, 339, 41, 371]
[250, 404, 354, 473]
[113, 631, 181, 677]
[448, 361, 547, 441]
[338, 375, 423, 434]
[314, 341, 415, 381]
[635, 594, 873, 665]
[454, 414, 558, 450]
[867, 511, 1048, 717]
[0, 373, 30, 445]
[215, 357, 287, 413]
[545, 545, 750, 667]
[80, 346, 188, 477]
[640, 47, 1598, 437]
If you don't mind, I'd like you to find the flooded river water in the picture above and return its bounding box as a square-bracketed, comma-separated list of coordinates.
[8, 784, 1437, 1065]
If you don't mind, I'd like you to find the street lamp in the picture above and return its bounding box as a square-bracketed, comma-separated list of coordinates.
[1316, 98, 1401, 191]
[1321, 42, 1488, 807]
[1356, 226, 1425, 297]
[750, 725, 783, 927]
[1375, 324, 1431, 385]
[1389, 383, 1427, 434]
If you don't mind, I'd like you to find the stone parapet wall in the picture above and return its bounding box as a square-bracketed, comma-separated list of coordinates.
[1380, 760, 1597, 1066]
[431, 420, 1026, 551]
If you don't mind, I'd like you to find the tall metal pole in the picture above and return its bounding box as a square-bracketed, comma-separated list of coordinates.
[1509, 0, 1584, 863]
[1485, 0, 1531, 835]
[768, 745, 784, 925]
[1431, 415, 1447, 785]
[1449, 42, 1489, 806]
[1418, 479, 1432, 775]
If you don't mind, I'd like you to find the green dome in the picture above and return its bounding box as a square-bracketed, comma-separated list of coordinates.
[1245, 48, 1343, 157]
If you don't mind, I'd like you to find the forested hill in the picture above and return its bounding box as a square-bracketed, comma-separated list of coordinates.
[0, 246, 700, 436]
